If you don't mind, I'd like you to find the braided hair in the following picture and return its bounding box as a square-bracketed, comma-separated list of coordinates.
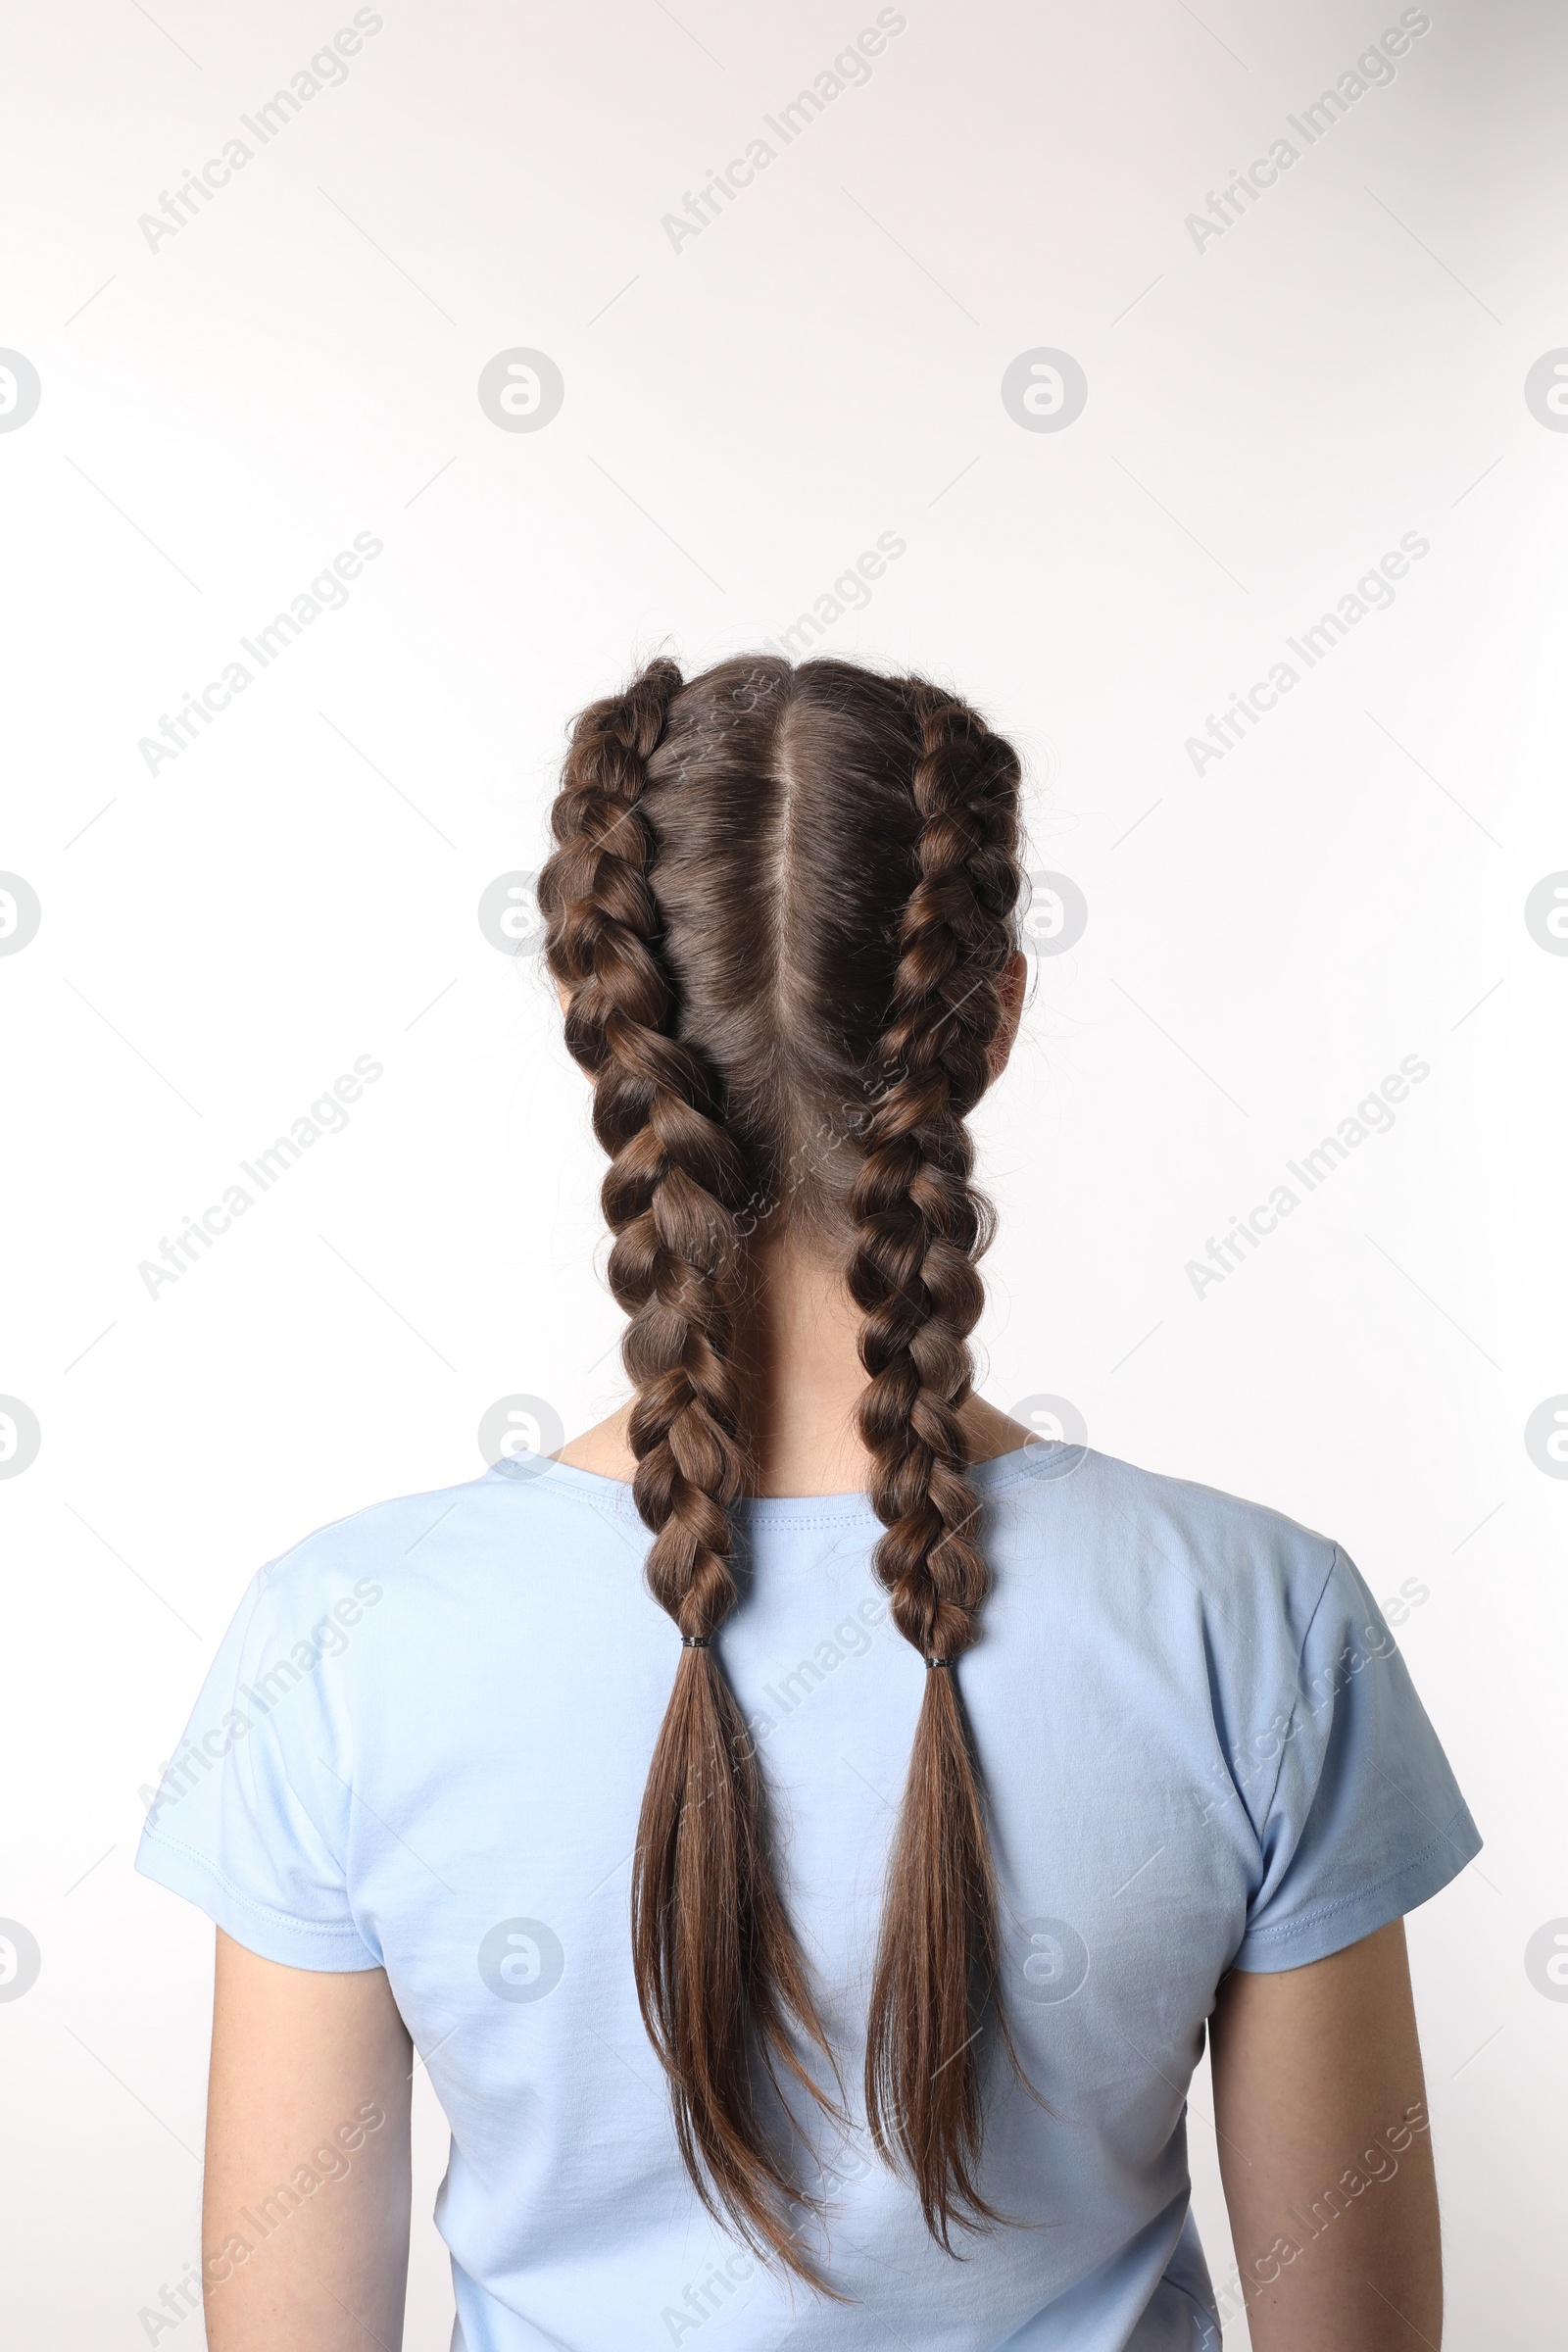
[537, 653, 1024, 2277]
[850, 685, 1025, 2244]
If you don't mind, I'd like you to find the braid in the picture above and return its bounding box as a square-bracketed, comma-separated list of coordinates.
[537, 659, 842, 2277]
[849, 681, 1024, 2246]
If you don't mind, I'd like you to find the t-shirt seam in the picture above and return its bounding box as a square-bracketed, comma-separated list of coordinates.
[514, 1473, 878, 1535]
[746, 1511, 878, 1531]
[1160, 2271, 1222, 2346]
[495, 1447, 1056, 1535]
[142, 1825, 370, 1949]
[1252, 1539, 1345, 1831]
[493, 1470, 645, 1531]
[1240, 1801, 1476, 1948]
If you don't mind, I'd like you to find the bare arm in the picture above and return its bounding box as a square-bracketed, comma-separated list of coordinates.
[202, 1930, 414, 2350]
[1209, 1920, 1442, 2350]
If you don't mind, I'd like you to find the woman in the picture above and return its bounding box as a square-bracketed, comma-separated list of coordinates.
[137, 655, 1480, 2350]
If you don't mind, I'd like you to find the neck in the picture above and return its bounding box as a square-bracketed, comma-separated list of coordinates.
[556, 1233, 1030, 1496]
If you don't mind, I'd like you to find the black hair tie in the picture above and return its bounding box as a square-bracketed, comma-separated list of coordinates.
[925, 1656, 955, 1670]
[682, 1635, 711, 1648]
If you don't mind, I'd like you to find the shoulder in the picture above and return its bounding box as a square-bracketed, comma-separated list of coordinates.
[990, 1441, 1342, 1647]
[246, 1457, 641, 1629]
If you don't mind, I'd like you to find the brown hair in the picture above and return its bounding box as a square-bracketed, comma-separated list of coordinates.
[537, 652, 1024, 2278]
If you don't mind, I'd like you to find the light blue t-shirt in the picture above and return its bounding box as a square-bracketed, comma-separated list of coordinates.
[136, 1442, 1479, 2352]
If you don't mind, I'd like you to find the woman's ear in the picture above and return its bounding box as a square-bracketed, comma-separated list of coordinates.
[986, 949, 1028, 1083]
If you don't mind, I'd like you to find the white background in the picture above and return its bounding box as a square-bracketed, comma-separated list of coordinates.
[2, 0, 1564, 2344]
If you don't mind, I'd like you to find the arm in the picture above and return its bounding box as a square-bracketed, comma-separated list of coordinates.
[202, 1929, 414, 2350]
[1208, 1919, 1442, 2350]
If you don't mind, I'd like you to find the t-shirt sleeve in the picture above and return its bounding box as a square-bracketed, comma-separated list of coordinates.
[1233, 1544, 1481, 1971]
[134, 1558, 381, 1973]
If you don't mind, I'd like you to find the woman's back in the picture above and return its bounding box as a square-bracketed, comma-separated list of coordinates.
[138, 1436, 1474, 2347]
